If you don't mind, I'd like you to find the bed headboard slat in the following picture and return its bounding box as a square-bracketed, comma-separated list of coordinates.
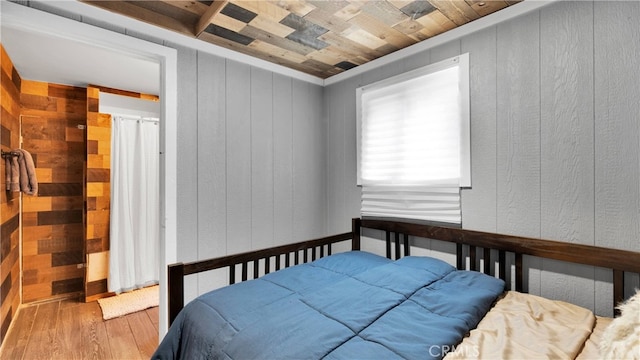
[483, 248, 491, 275]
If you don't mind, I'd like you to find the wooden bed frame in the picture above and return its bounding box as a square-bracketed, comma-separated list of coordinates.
[168, 218, 640, 325]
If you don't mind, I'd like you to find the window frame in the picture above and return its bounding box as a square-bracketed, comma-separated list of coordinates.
[356, 53, 471, 188]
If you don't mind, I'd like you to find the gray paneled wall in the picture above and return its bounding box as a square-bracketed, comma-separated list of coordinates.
[174, 50, 327, 300]
[325, 0, 640, 316]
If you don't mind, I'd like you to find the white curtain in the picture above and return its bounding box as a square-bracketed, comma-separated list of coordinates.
[109, 115, 160, 293]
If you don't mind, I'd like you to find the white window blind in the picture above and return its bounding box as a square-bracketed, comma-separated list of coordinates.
[357, 54, 470, 224]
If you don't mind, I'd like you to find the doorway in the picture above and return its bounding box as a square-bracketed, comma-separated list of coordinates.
[1, 1, 177, 336]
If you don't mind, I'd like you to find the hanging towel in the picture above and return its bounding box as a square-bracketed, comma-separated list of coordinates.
[16, 149, 38, 196]
[5, 156, 12, 191]
[4, 153, 20, 192]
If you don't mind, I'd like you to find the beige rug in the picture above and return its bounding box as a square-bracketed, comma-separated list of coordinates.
[97, 285, 159, 320]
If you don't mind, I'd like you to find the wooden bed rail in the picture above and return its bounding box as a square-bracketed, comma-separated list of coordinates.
[168, 218, 640, 325]
[356, 218, 640, 316]
[168, 226, 357, 325]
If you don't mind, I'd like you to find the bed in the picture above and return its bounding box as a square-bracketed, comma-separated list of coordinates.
[154, 218, 640, 359]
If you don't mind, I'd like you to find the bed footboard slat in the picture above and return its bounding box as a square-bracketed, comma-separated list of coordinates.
[403, 234, 410, 256]
[483, 248, 491, 275]
[252, 260, 258, 279]
[242, 262, 248, 281]
[515, 253, 523, 292]
[456, 243, 463, 270]
[613, 270, 624, 317]
[498, 250, 506, 283]
[386, 231, 391, 259]
[470, 246, 477, 271]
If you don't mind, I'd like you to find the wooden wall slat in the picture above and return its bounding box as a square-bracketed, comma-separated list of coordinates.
[496, 11, 541, 293]
[18, 79, 86, 305]
[169, 42, 199, 302]
[251, 66, 274, 250]
[273, 74, 294, 245]
[226, 60, 252, 255]
[594, 1, 640, 313]
[292, 80, 326, 241]
[539, 1, 596, 310]
[84, 87, 110, 301]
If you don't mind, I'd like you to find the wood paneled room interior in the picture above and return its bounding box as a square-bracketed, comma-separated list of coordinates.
[1, 0, 640, 359]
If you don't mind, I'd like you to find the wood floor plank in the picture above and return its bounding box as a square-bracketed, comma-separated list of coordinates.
[146, 306, 159, 331]
[0, 305, 37, 360]
[21, 301, 62, 359]
[1, 301, 158, 360]
[104, 316, 144, 360]
[127, 310, 158, 358]
[57, 300, 112, 359]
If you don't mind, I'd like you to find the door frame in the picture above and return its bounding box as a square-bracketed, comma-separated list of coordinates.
[1, 1, 178, 336]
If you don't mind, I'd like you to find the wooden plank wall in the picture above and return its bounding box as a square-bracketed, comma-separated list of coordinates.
[170, 42, 326, 303]
[19, 79, 86, 304]
[85, 86, 111, 302]
[325, 1, 640, 317]
[0, 44, 23, 345]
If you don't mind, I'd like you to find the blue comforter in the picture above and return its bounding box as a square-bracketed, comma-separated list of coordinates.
[153, 251, 504, 360]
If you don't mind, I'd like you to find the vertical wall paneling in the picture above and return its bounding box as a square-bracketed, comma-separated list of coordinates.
[226, 60, 252, 255]
[325, 82, 345, 234]
[167, 43, 328, 300]
[539, 1, 596, 310]
[325, 75, 362, 253]
[343, 76, 363, 225]
[0, 44, 22, 345]
[85, 86, 110, 302]
[273, 74, 294, 246]
[460, 27, 498, 233]
[20, 79, 86, 304]
[496, 11, 542, 293]
[594, 1, 640, 314]
[251, 67, 274, 252]
[292, 80, 326, 240]
[196, 52, 228, 294]
[171, 42, 199, 301]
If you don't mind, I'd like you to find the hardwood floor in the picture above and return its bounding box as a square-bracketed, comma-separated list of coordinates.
[0, 298, 159, 359]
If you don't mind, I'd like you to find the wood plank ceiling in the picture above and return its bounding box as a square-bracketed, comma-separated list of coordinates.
[83, 1, 520, 78]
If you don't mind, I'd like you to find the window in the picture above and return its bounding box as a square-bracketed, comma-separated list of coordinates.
[357, 54, 470, 224]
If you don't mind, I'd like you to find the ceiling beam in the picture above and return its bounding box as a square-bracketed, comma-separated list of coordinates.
[195, 0, 229, 37]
